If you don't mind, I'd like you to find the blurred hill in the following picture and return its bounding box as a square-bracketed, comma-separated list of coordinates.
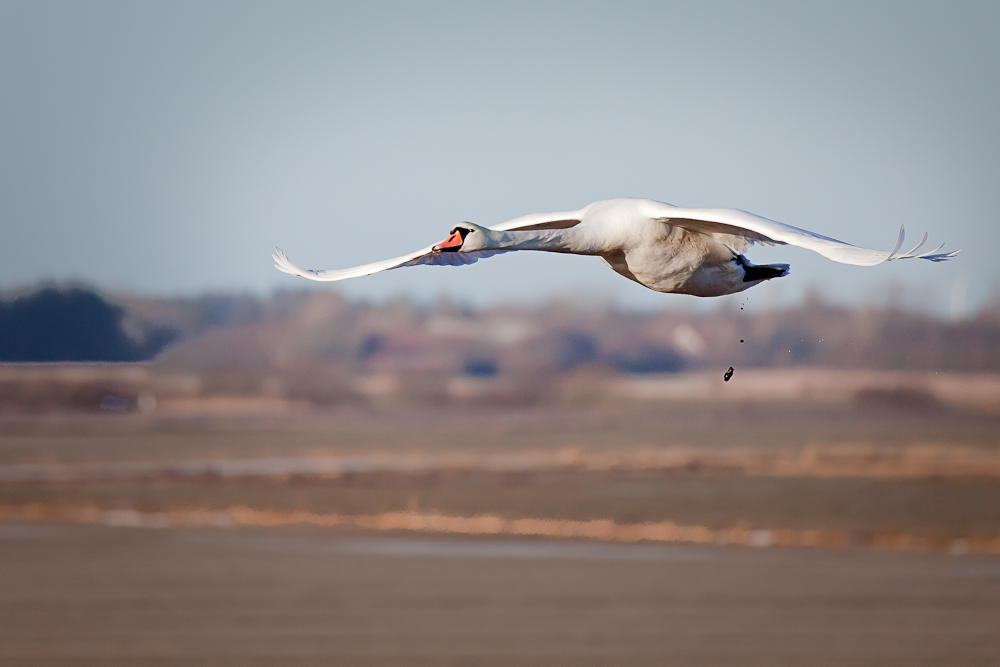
[129, 285, 1000, 375]
[1, 284, 999, 412]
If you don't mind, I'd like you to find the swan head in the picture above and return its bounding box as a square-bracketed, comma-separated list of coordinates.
[432, 222, 492, 253]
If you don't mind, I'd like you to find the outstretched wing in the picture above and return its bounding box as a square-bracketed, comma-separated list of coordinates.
[271, 207, 586, 283]
[646, 202, 958, 266]
[487, 208, 585, 232]
[272, 245, 510, 282]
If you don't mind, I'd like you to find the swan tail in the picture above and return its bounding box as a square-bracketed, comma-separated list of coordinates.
[737, 254, 790, 283]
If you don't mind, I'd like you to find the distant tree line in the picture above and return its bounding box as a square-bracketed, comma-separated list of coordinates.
[0, 288, 176, 362]
[3, 284, 1000, 371]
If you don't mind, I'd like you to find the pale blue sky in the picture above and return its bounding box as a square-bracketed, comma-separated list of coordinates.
[1, 1, 996, 314]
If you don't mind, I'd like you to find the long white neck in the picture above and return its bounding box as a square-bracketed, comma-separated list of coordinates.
[483, 227, 602, 255]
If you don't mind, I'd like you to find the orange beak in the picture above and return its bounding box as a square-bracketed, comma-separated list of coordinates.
[432, 230, 465, 252]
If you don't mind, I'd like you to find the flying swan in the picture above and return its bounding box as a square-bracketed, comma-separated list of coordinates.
[272, 198, 957, 297]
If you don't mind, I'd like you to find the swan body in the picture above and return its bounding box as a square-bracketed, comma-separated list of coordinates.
[273, 198, 957, 297]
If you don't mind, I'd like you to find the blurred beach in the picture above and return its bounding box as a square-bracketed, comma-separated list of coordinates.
[1, 288, 1000, 664]
[2, 523, 998, 666]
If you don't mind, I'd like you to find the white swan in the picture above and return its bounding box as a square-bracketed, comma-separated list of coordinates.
[273, 198, 957, 297]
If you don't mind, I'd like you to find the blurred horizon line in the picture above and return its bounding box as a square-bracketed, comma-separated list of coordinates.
[1, 276, 995, 320]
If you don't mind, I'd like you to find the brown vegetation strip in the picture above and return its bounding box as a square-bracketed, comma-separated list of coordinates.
[2, 503, 998, 556]
[4, 444, 1000, 482]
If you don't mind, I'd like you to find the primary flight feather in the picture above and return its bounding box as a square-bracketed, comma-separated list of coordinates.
[273, 198, 957, 297]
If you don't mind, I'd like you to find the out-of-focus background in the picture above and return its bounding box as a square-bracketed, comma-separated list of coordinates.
[2, 2, 999, 665]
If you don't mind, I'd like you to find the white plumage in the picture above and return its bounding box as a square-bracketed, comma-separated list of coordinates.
[273, 198, 957, 297]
